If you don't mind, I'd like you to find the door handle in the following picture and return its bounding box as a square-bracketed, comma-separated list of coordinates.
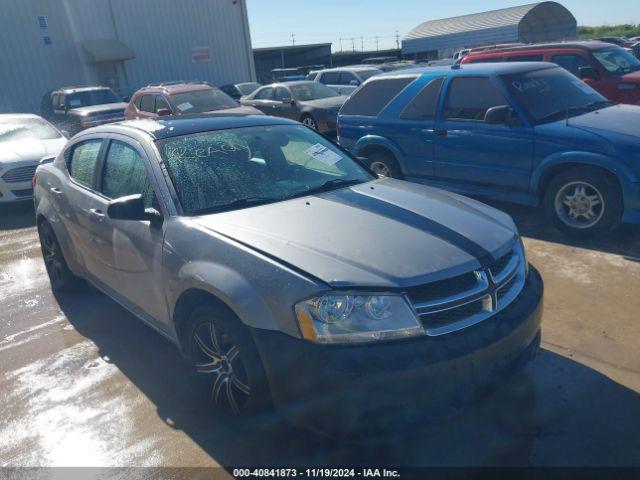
[434, 128, 448, 137]
[50, 187, 63, 196]
[88, 208, 105, 222]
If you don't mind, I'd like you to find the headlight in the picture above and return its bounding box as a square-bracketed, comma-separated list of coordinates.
[295, 293, 423, 344]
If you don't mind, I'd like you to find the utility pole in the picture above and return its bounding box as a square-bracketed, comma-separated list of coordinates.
[351, 37, 355, 52]
[395, 30, 400, 50]
[360, 36, 364, 52]
[290, 33, 296, 46]
[375, 36, 379, 51]
[339, 37, 343, 52]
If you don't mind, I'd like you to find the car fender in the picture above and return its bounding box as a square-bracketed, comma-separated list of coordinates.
[531, 150, 638, 194]
[353, 135, 404, 163]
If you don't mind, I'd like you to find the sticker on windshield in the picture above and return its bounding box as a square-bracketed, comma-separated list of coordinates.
[177, 102, 193, 112]
[572, 80, 593, 94]
[304, 143, 342, 166]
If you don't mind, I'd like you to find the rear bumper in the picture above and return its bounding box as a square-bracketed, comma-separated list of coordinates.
[252, 266, 543, 433]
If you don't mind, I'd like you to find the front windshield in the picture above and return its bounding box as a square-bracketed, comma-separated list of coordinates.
[159, 124, 372, 214]
[66, 89, 121, 108]
[500, 67, 609, 124]
[592, 47, 640, 74]
[171, 88, 239, 113]
[290, 83, 339, 100]
[0, 117, 62, 142]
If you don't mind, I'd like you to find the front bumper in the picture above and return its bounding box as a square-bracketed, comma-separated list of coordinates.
[252, 266, 543, 433]
[0, 161, 38, 203]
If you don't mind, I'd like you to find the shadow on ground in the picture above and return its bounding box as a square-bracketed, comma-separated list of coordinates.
[55, 288, 640, 468]
[0, 202, 36, 230]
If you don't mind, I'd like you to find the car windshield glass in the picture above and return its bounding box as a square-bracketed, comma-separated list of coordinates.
[592, 47, 640, 74]
[237, 82, 261, 95]
[500, 67, 609, 124]
[0, 117, 61, 142]
[65, 89, 121, 108]
[290, 83, 339, 100]
[171, 88, 238, 113]
[158, 124, 372, 214]
[357, 69, 383, 81]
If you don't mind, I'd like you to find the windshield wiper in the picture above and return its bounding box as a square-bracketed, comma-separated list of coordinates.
[281, 178, 366, 202]
[193, 196, 277, 215]
[536, 101, 614, 124]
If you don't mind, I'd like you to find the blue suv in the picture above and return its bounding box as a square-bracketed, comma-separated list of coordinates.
[338, 62, 640, 237]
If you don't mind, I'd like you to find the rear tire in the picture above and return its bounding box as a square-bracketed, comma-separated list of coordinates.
[37, 220, 81, 293]
[543, 167, 622, 238]
[301, 114, 318, 130]
[366, 149, 403, 179]
[185, 302, 271, 418]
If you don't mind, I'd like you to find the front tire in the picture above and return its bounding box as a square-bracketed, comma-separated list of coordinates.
[186, 302, 270, 417]
[38, 220, 81, 292]
[301, 114, 318, 130]
[544, 167, 622, 238]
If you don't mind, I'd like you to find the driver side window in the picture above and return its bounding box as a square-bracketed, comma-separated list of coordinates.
[101, 140, 156, 208]
[273, 87, 290, 101]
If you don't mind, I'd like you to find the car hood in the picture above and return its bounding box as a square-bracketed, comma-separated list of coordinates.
[70, 102, 128, 116]
[0, 137, 67, 165]
[204, 105, 264, 115]
[301, 96, 348, 110]
[193, 179, 517, 288]
[569, 104, 640, 139]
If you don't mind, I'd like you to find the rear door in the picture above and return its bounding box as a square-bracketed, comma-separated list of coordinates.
[318, 71, 342, 94]
[433, 75, 534, 193]
[272, 86, 298, 120]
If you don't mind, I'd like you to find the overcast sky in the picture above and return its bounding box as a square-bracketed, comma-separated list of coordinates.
[247, 0, 639, 51]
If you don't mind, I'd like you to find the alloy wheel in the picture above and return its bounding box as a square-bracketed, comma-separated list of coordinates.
[40, 226, 64, 287]
[554, 181, 605, 229]
[302, 116, 317, 130]
[369, 160, 391, 177]
[192, 321, 250, 414]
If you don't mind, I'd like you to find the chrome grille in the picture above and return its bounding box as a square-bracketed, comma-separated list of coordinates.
[2, 165, 37, 183]
[410, 245, 526, 336]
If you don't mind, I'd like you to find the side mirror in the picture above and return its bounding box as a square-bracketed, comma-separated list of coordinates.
[349, 79, 360, 86]
[40, 155, 56, 165]
[107, 194, 162, 224]
[578, 66, 598, 80]
[485, 105, 516, 125]
[60, 129, 70, 138]
[156, 108, 171, 117]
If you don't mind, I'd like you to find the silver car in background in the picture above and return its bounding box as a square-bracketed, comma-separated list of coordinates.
[0, 114, 66, 203]
[33, 115, 542, 434]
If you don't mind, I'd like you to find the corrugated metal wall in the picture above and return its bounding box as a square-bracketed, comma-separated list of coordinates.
[0, 0, 255, 113]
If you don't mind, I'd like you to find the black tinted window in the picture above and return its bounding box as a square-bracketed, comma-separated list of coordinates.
[102, 141, 155, 208]
[339, 72, 358, 85]
[400, 77, 444, 121]
[140, 95, 155, 112]
[320, 72, 341, 84]
[443, 77, 506, 121]
[341, 77, 414, 116]
[255, 87, 273, 100]
[155, 95, 170, 111]
[273, 87, 291, 101]
[551, 54, 590, 77]
[69, 140, 102, 189]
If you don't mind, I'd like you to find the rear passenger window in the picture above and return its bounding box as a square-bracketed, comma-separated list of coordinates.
[400, 77, 444, 121]
[68, 139, 102, 189]
[551, 54, 590, 77]
[255, 87, 274, 100]
[341, 77, 414, 116]
[443, 77, 506, 121]
[101, 141, 155, 208]
[139, 95, 155, 112]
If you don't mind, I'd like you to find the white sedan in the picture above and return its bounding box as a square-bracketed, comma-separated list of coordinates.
[0, 114, 67, 203]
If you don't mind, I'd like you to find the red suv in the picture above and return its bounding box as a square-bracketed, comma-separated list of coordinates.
[125, 81, 263, 119]
[462, 41, 640, 105]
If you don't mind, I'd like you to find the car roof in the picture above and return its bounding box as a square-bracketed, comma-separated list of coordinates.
[262, 80, 315, 88]
[134, 82, 214, 95]
[85, 114, 299, 140]
[377, 61, 558, 78]
[56, 86, 112, 94]
[0, 113, 44, 121]
[467, 41, 615, 56]
[318, 65, 383, 72]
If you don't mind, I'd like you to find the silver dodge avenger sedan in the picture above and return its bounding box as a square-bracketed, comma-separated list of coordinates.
[34, 115, 543, 432]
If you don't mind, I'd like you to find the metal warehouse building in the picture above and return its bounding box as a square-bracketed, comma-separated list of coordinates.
[0, 0, 256, 113]
[402, 1, 577, 59]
